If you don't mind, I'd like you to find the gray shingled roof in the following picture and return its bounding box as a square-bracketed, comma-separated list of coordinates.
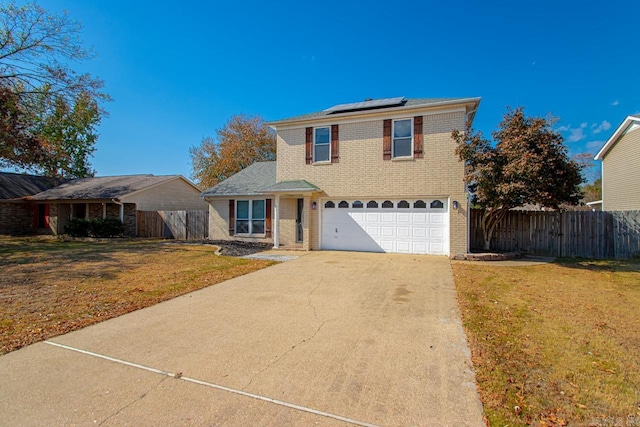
[268, 97, 478, 125]
[261, 180, 319, 193]
[30, 175, 180, 201]
[0, 172, 57, 200]
[201, 162, 276, 197]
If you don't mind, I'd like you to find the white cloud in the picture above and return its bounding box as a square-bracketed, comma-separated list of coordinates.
[591, 120, 612, 134]
[587, 140, 605, 151]
[568, 127, 586, 142]
[556, 125, 570, 132]
[611, 100, 619, 106]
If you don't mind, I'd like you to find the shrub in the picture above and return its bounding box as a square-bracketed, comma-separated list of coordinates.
[64, 218, 124, 238]
[64, 218, 91, 237]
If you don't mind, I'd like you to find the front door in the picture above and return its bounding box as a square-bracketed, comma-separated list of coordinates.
[296, 198, 303, 243]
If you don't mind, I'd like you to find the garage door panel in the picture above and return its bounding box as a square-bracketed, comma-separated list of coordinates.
[397, 213, 411, 223]
[321, 199, 449, 255]
[413, 227, 427, 238]
[381, 226, 395, 237]
[381, 213, 395, 223]
[397, 226, 411, 238]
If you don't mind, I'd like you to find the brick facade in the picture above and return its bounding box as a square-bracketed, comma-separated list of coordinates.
[275, 109, 469, 255]
[0, 202, 34, 234]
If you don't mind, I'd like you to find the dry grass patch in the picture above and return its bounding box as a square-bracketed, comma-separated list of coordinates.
[0, 236, 273, 355]
[452, 259, 640, 427]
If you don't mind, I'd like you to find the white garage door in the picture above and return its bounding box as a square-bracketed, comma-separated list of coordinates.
[321, 198, 449, 255]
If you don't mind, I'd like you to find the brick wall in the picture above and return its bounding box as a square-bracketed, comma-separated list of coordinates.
[275, 109, 469, 255]
[0, 202, 33, 234]
[124, 203, 136, 237]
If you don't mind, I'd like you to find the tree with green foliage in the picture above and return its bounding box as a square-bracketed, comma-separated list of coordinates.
[452, 107, 583, 250]
[190, 114, 276, 188]
[0, 1, 109, 178]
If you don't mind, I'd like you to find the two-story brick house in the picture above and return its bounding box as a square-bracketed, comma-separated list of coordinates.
[203, 97, 480, 257]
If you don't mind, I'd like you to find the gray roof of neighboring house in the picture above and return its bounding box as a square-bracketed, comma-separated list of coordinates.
[268, 97, 481, 126]
[0, 172, 58, 200]
[30, 175, 180, 201]
[201, 162, 277, 197]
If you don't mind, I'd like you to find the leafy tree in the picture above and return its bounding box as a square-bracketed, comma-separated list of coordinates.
[452, 107, 583, 250]
[190, 114, 276, 188]
[581, 177, 602, 203]
[0, 1, 108, 178]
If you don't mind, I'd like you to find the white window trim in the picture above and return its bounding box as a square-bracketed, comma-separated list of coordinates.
[392, 118, 413, 159]
[313, 126, 331, 163]
[235, 199, 266, 236]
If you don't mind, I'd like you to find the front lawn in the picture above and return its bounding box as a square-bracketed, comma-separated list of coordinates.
[453, 259, 640, 427]
[0, 237, 273, 355]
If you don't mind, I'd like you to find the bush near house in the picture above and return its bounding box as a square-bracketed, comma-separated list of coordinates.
[64, 218, 124, 237]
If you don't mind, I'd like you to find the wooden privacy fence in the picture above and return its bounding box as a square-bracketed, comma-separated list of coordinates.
[137, 210, 208, 240]
[470, 209, 640, 259]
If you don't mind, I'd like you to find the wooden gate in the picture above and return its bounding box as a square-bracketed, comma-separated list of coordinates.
[137, 209, 208, 240]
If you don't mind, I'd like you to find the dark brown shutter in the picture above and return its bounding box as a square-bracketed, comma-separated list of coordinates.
[305, 127, 313, 164]
[413, 116, 423, 159]
[383, 119, 392, 160]
[228, 199, 235, 236]
[265, 199, 272, 238]
[331, 124, 339, 163]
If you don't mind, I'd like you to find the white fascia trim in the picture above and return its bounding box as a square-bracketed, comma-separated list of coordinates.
[594, 116, 640, 160]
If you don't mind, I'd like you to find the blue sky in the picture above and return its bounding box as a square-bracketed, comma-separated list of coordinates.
[11, 0, 639, 183]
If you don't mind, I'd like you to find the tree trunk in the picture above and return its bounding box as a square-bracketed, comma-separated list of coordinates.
[480, 208, 508, 251]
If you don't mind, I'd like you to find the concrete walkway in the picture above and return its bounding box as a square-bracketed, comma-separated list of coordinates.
[0, 251, 484, 426]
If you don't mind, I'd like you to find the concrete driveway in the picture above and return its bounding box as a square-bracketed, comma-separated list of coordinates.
[0, 251, 484, 426]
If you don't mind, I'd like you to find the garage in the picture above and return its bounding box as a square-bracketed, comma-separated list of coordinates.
[320, 198, 449, 255]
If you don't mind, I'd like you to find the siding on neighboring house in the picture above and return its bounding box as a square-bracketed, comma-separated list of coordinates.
[122, 178, 207, 211]
[276, 110, 469, 254]
[602, 126, 640, 211]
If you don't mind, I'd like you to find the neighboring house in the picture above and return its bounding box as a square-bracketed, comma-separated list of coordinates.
[204, 96, 481, 257]
[0, 172, 57, 234]
[30, 175, 207, 236]
[595, 115, 640, 211]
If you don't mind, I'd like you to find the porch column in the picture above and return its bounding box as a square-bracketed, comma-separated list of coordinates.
[119, 204, 124, 222]
[273, 195, 280, 249]
[102, 202, 107, 219]
[303, 195, 311, 251]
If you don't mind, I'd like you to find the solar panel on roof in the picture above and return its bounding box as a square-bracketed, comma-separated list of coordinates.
[324, 97, 405, 113]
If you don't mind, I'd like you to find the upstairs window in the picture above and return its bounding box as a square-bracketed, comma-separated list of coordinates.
[314, 127, 330, 162]
[392, 118, 413, 158]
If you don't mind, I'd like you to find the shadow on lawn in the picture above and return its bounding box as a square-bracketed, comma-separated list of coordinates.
[0, 238, 212, 286]
[554, 257, 640, 272]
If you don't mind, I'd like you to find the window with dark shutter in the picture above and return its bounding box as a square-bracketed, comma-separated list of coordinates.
[228, 199, 235, 236]
[383, 119, 392, 160]
[413, 116, 423, 159]
[305, 127, 313, 164]
[331, 124, 339, 163]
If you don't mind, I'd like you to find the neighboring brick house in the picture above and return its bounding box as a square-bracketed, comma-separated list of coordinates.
[0, 172, 57, 234]
[595, 115, 640, 211]
[30, 175, 207, 236]
[204, 97, 480, 256]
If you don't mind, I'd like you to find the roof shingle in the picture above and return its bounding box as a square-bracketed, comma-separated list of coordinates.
[0, 172, 57, 200]
[201, 162, 276, 197]
[30, 175, 180, 201]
